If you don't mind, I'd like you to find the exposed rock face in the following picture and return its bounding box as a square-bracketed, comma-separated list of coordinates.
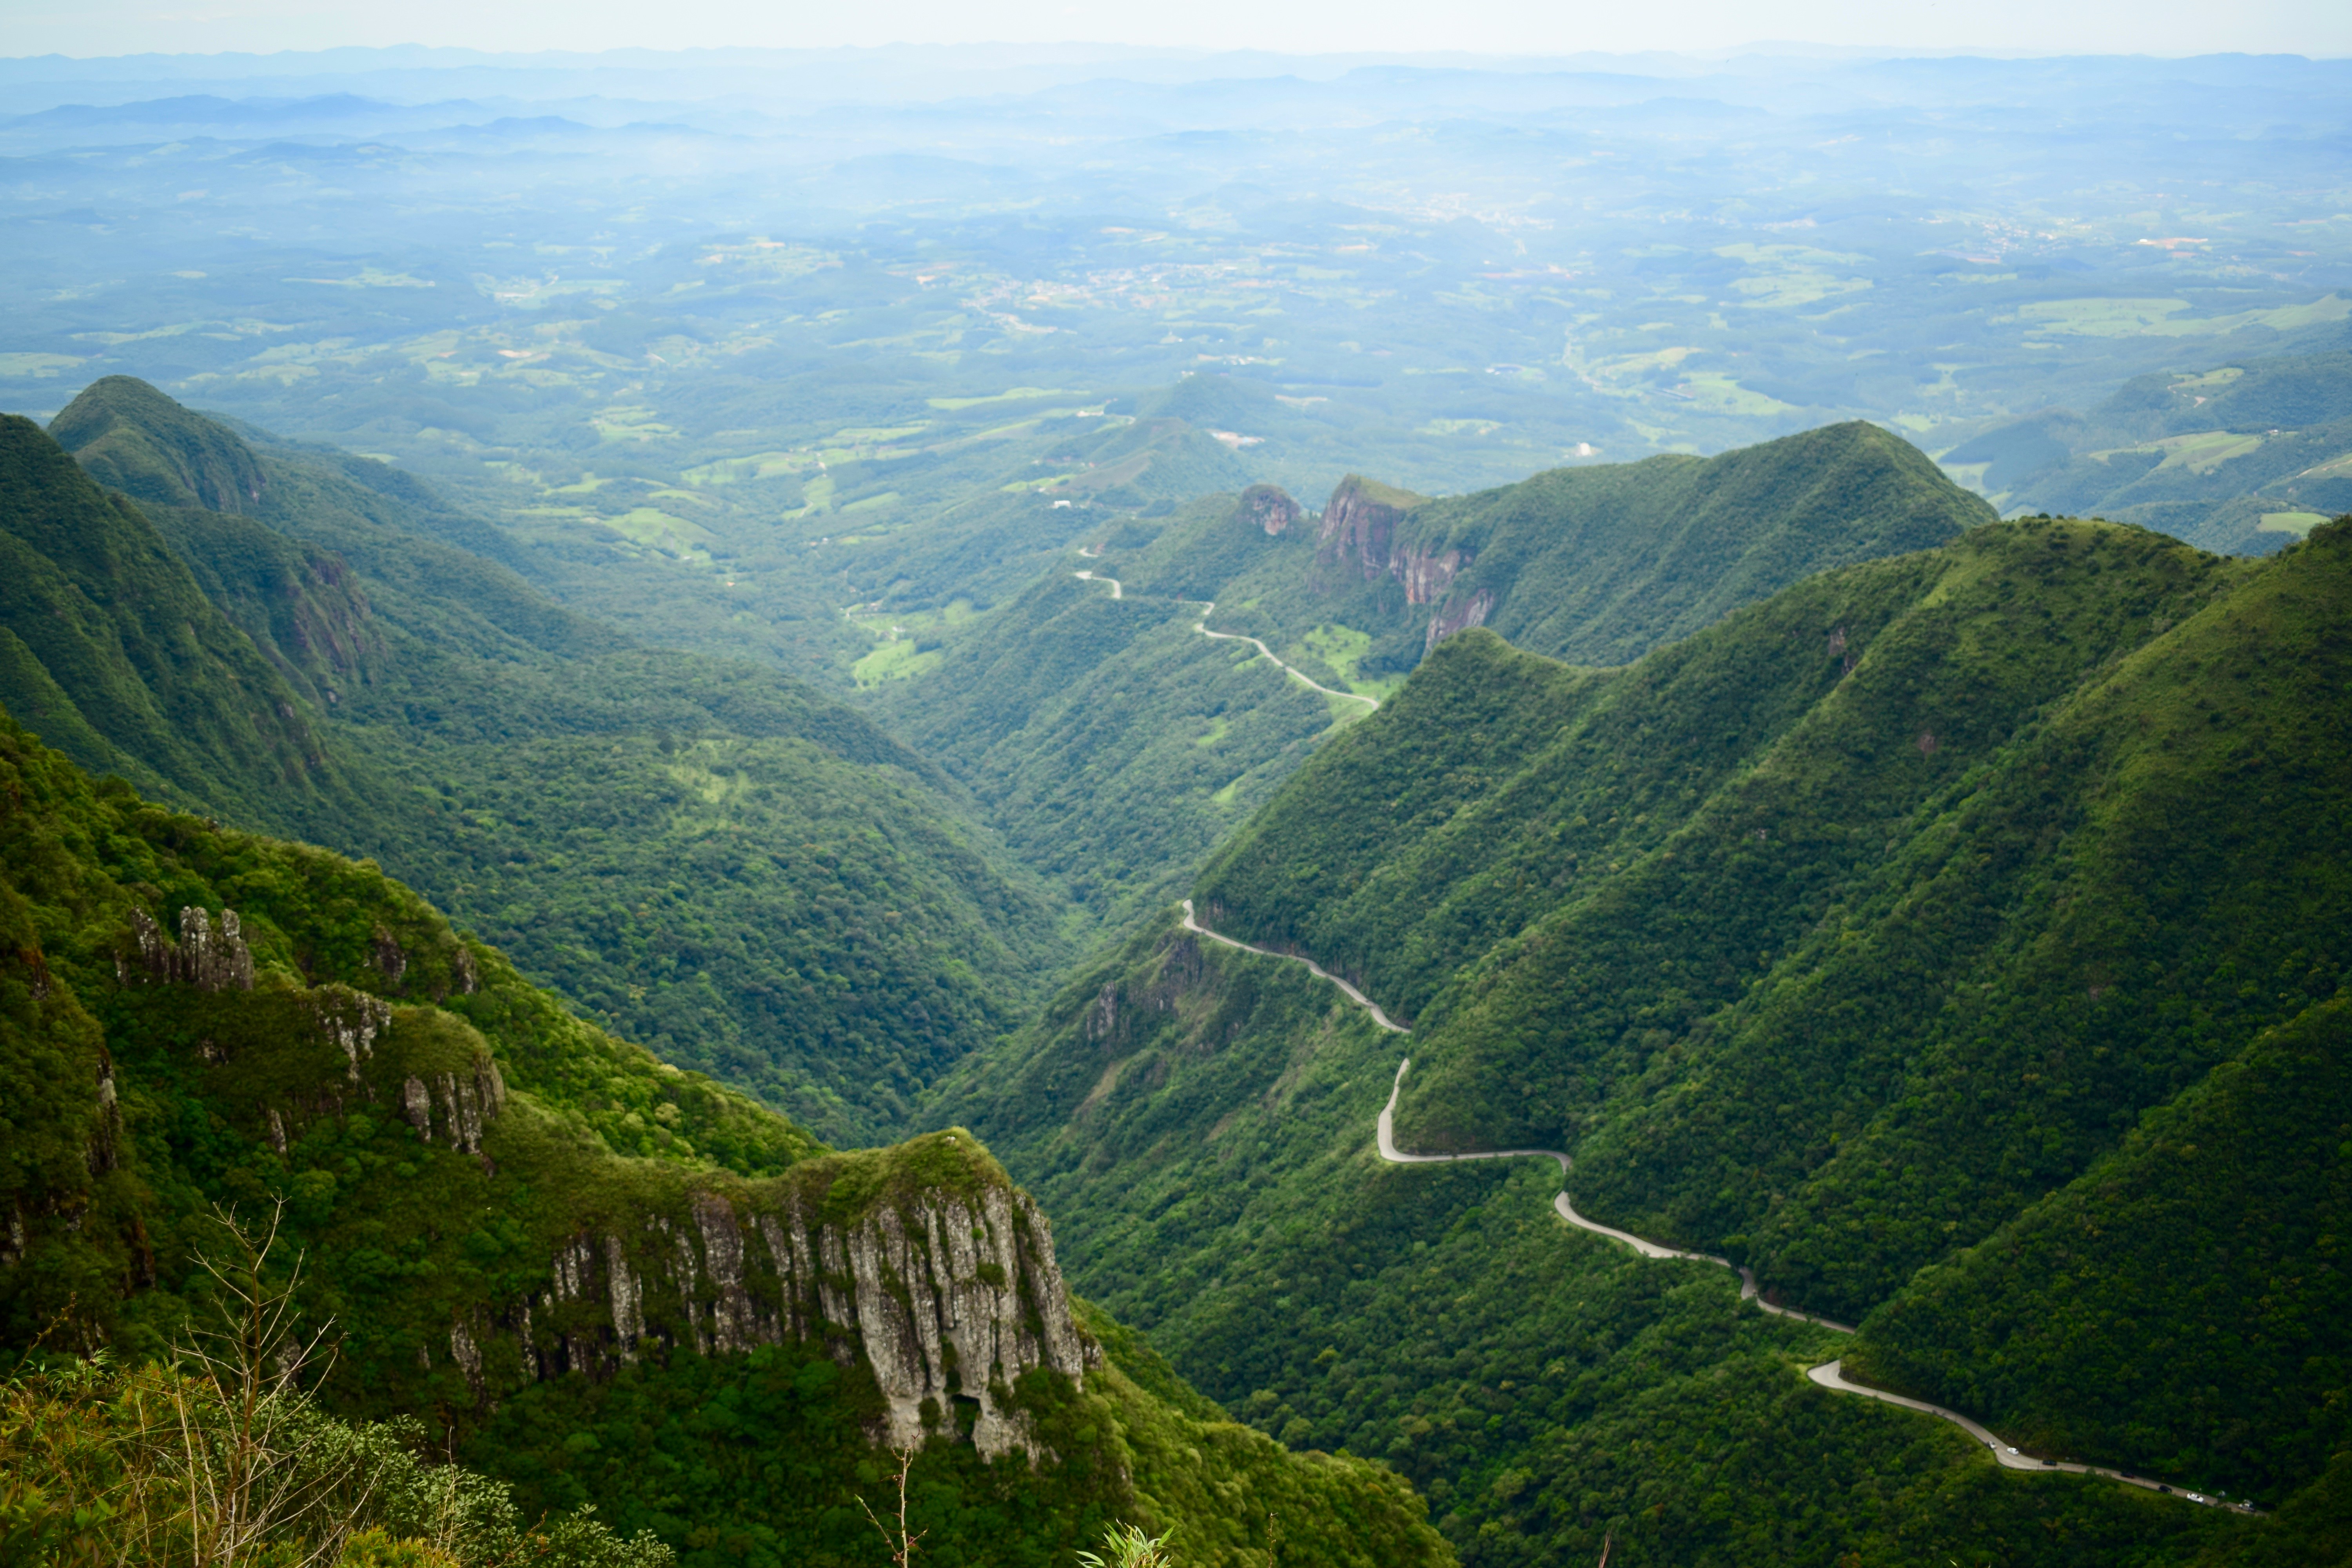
[1424, 588, 1495, 652]
[1311, 475, 1497, 648]
[120, 907, 255, 992]
[1316, 477, 1417, 582]
[1395, 544, 1472, 607]
[313, 989, 392, 1084]
[514, 1156, 1094, 1461]
[398, 1056, 505, 1154]
[370, 926, 407, 989]
[1238, 483, 1301, 537]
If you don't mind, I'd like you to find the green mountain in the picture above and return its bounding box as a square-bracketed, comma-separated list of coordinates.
[1940, 346, 2352, 552]
[0, 408, 357, 827]
[1251, 421, 1991, 676]
[933, 513, 2352, 1560]
[0, 710, 1446, 1567]
[9, 381, 1064, 1142]
[871, 421, 1996, 939]
[871, 565, 1341, 931]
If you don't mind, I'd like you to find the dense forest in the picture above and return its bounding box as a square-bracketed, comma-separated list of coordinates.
[935, 513, 2352, 1559]
[873, 419, 1997, 942]
[10, 341, 2352, 1566]
[0, 707, 1445, 1566]
[4, 380, 1069, 1141]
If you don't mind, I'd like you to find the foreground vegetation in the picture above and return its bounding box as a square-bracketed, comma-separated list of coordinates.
[0, 699, 1447, 1566]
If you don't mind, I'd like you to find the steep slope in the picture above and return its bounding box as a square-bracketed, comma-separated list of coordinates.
[1117, 421, 1993, 678]
[0, 412, 360, 828]
[0, 714, 1447, 1568]
[1941, 346, 2352, 552]
[936, 514, 2352, 1557]
[1188, 514, 2352, 1475]
[1849, 995, 2352, 1507]
[872, 423, 1988, 944]
[871, 564, 1339, 931]
[13, 382, 1065, 1142]
[928, 916, 2254, 1566]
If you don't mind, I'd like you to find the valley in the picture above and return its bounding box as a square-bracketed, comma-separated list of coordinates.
[5, 38, 2352, 1568]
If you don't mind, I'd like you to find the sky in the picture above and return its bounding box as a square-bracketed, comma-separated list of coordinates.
[3, 0, 2347, 61]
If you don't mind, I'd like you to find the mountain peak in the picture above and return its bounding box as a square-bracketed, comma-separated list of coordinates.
[49, 375, 269, 515]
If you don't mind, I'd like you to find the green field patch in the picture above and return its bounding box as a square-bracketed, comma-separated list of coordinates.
[927, 386, 1087, 410]
[1194, 716, 1231, 748]
[2013, 298, 2194, 336]
[830, 424, 931, 443]
[681, 450, 816, 485]
[2091, 429, 2268, 475]
[1211, 777, 1244, 806]
[602, 507, 715, 556]
[1732, 270, 1872, 310]
[2259, 511, 2328, 536]
[841, 491, 902, 514]
[852, 638, 943, 687]
[592, 406, 680, 442]
[1299, 623, 1378, 687]
[2014, 294, 2348, 340]
[1674, 372, 1797, 416]
[2171, 366, 2246, 391]
[287, 267, 435, 289]
[789, 475, 838, 516]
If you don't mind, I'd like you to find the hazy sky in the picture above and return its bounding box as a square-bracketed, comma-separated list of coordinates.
[5, 0, 2347, 62]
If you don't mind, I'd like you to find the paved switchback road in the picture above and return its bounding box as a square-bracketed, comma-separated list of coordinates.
[1174, 900, 2250, 1511]
[1071, 566, 1378, 711]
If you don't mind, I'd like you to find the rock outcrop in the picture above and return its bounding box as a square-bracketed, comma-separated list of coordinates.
[1238, 483, 1301, 537]
[1423, 588, 1495, 652]
[120, 906, 255, 992]
[399, 1056, 505, 1155]
[1314, 475, 1422, 583]
[515, 1142, 1094, 1462]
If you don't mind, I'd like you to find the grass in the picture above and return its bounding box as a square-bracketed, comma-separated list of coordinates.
[927, 387, 1089, 411]
[2259, 511, 2328, 536]
[852, 639, 943, 687]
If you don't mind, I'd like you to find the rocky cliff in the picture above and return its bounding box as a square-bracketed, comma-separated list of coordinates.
[523, 1150, 1095, 1459]
[1239, 483, 1302, 537]
[94, 898, 1094, 1464]
[1313, 475, 1425, 583]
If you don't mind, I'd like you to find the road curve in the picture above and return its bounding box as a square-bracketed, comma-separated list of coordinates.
[1067, 565, 1379, 710]
[1178, 899, 1407, 1031]
[1183, 600, 1380, 710]
[1178, 901, 2245, 1509]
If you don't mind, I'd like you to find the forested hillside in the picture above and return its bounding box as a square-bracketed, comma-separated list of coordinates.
[0, 710, 1446, 1567]
[1243, 421, 1990, 675]
[873, 423, 1993, 941]
[935, 513, 2352, 1561]
[4, 379, 1065, 1142]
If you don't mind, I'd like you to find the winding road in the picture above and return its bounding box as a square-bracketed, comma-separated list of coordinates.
[1072, 566, 1379, 711]
[1175, 898, 2246, 1510]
